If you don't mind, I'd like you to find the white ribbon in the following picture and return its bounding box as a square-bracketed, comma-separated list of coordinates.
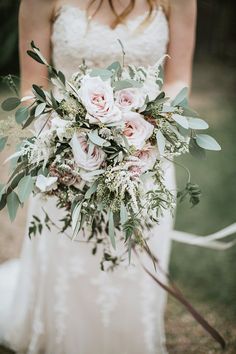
[171, 223, 236, 250]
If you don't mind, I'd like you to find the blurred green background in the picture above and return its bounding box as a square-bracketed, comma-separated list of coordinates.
[0, 0, 236, 352]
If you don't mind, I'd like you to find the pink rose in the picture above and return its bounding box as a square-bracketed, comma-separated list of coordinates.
[123, 112, 154, 149]
[70, 131, 105, 172]
[135, 143, 158, 173]
[115, 88, 145, 112]
[78, 75, 122, 125]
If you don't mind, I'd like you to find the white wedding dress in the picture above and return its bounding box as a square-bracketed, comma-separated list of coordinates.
[0, 6, 176, 354]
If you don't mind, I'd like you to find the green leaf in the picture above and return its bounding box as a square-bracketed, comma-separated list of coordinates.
[90, 68, 112, 81]
[88, 130, 110, 147]
[1, 97, 21, 111]
[7, 191, 20, 221]
[120, 203, 128, 225]
[188, 117, 209, 130]
[182, 106, 199, 117]
[32, 84, 46, 102]
[84, 180, 99, 199]
[51, 77, 65, 90]
[196, 134, 221, 151]
[0, 184, 4, 196]
[0, 136, 8, 151]
[35, 102, 46, 117]
[58, 71, 66, 85]
[17, 175, 34, 203]
[108, 210, 116, 249]
[22, 112, 36, 129]
[171, 87, 188, 107]
[106, 61, 122, 76]
[113, 79, 142, 91]
[27, 50, 45, 65]
[156, 130, 166, 155]
[172, 114, 189, 129]
[189, 138, 206, 159]
[0, 193, 7, 211]
[15, 106, 29, 124]
[50, 91, 59, 110]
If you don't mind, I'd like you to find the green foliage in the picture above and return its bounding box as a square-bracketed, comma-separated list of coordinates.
[1, 97, 21, 111]
[29, 215, 43, 238]
[177, 182, 202, 207]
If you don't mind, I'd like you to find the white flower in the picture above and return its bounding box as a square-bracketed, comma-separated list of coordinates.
[134, 143, 158, 173]
[115, 88, 145, 111]
[141, 57, 167, 101]
[123, 112, 154, 149]
[50, 116, 73, 141]
[70, 131, 105, 171]
[78, 75, 122, 125]
[35, 175, 58, 192]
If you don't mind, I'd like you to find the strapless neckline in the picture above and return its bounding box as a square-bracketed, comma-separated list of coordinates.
[53, 4, 164, 33]
[51, 4, 169, 76]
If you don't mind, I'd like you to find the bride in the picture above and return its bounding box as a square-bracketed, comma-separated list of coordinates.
[0, 0, 196, 353]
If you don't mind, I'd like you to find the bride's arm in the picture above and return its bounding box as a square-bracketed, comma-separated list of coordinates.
[164, 0, 197, 97]
[19, 0, 55, 96]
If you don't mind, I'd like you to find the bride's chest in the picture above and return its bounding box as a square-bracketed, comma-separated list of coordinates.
[51, 6, 169, 75]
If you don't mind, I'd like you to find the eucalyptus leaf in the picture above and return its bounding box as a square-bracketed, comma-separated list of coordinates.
[50, 91, 59, 110]
[0, 136, 8, 151]
[172, 114, 189, 129]
[162, 105, 175, 113]
[167, 124, 186, 141]
[35, 102, 46, 117]
[58, 71, 66, 85]
[0, 193, 7, 211]
[108, 210, 116, 249]
[188, 117, 209, 130]
[120, 203, 128, 225]
[113, 79, 142, 91]
[17, 175, 34, 203]
[27, 50, 45, 65]
[51, 77, 65, 90]
[15, 106, 29, 124]
[196, 134, 221, 151]
[88, 130, 110, 147]
[189, 138, 206, 159]
[32, 84, 46, 102]
[90, 68, 112, 80]
[1, 97, 21, 111]
[22, 114, 36, 129]
[172, 87, 188, 107]
[182, 106, 199, 117]
[0, 184, 4, 197]
[106, 61, 122, 76]
[85, 180, 99, 199]
[156, 130, 166, 155]
[7, 191, 20, 221]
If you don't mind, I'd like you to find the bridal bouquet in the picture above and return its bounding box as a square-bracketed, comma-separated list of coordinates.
[0, 42, 221, 268]
[1, 42, 226, 347]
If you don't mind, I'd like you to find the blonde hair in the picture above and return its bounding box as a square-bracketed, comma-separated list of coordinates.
[87, 0, 169, 28]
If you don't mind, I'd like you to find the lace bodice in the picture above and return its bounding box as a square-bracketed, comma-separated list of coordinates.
[51, 5, 169, 77]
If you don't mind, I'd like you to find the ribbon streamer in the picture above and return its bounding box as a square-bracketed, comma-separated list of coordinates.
[171, 223, 236, 250]
[134, 246, 226, 349]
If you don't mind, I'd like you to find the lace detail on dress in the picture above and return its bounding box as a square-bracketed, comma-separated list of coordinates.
[51, 5, 169, 77]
